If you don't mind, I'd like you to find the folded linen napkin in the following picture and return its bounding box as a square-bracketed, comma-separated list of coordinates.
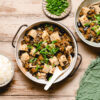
[76, 57, 100, 100]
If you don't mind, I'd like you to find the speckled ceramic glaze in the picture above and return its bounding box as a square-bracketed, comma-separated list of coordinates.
[15, 20, 78, 84]
[75, 0, 100, 48]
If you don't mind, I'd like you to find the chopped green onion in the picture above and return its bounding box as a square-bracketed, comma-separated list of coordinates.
[97, 31, 100, 35]
[34, 41, 43, 52]
[84, 23, 90, 27]
[29, 58, 37, 63]
[45, 24, 50, 27]
[95, 14, 100, 21]
[91, 27, 95, 31]
[36, 76, 38, 79]
[91, 25, 100, 35]
[36, 65, 42, 70]
[40, 60, 44, 63]
[44, 40, 47, 43]
[46, 65, 50, 67]
[94, 14, 100, 24]
[52, 40, 57, 44]
[27, 45, 33, 49]
[48, 76, 52, 81]
[46, 0, 69, 16]
[52, 64, 55, 67]
[49, 26, 54, 31]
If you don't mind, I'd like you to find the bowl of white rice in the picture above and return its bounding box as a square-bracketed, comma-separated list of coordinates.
[0, 55, 14, 87]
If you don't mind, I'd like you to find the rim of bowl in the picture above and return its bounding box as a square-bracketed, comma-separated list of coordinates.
[75, 0, 100, 48]
[0, 55, 14, 87]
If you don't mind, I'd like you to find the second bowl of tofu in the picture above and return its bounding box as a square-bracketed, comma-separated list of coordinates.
[12, 20, 81, 84]
[75, 0, 100, 47]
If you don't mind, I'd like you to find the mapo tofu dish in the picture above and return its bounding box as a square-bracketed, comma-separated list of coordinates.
[77, 3, 100, 43]
[19, 23, 74, 81]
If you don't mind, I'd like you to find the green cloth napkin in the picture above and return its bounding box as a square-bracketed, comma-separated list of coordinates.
[76, 57, 100, 100]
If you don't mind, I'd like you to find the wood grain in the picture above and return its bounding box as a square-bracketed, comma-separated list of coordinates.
[0, 42, 98, 97]
[0, 96, 75, 100]
[0, 0, 98, 100]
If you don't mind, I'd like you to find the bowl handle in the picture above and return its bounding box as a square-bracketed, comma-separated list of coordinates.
[12, 24, 28, 48]
[68, 53, 82, 77]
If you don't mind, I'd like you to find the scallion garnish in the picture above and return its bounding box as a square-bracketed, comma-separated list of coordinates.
[52, 40, 57, 44]
[29, 58, 37, 63]
[27, 45, 33, 49]
[36, 65, 42, 70]
[46, 0, 69, 16]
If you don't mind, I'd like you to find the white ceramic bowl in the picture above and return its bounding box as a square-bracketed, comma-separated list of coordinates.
[0, 55, 14, 87]
[75, 0, 100, 48]
[12, 20, 79, 84]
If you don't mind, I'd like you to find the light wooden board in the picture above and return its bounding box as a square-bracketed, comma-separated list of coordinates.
[0, 0, 99, 100]
[0, 96, 75, 100]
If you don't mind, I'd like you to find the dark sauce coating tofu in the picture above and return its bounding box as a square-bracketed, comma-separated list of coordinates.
[78, 4, 100, 43]
[19, 23, 74, 80]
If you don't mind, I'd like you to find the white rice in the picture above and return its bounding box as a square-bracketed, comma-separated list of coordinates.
[0, 55, 13, 85]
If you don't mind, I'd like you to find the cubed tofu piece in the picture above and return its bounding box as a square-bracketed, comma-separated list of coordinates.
[49, 56, 59, 65]
[42, 41, 47, 46]
[49, 44, 55, 48]
[42, 30, 49, 40]
[96, 27, 100, 32]
[37, 72, 46, 79]
[93, 5, 100, 14]
[81, 7, 90, 15]
[66, 46, 72, 54]
[29, 64, 36, 68]
[49, 66, 55, 74]
[19, 44, 28, 51]
[30, 47, 36, 56]
[59, 55, 68, 66]
[79, 15, 89, 26]
[50, 31, 61, 41]
[42, 64, 50, 73]
[28, 29, 37, 39]
[42, 64, 55, 74]
[24, 36, 30, 42]
[21, 52, 29, 62]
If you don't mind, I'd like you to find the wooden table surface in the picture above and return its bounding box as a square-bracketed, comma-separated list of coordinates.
[0, 0, 99, 100]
